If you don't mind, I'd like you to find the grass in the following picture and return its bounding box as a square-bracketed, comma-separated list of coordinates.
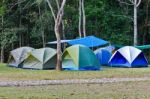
[1, 63, 150, 98]
[1, 81, 150, 99]
[0, 63, 150, 81]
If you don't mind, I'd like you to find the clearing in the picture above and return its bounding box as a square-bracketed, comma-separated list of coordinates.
[0, 64, 150, 81]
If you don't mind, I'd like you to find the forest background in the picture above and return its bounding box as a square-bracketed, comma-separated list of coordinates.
[0, 0, 150, 63]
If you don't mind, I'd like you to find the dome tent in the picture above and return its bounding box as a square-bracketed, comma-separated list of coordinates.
[62, 45, 100, 70]
[23, 48, 57, 70]
[94, 48, 112, 65]
[108, 46, 148, 67]
[8, 47, 34, 68]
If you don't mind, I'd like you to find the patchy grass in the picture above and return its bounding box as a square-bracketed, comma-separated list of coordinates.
[1, 81, 150, 99]
[0, 63, 150, 81]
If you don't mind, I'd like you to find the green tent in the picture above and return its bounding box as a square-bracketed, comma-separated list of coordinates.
[62, 45, 100, 70]
[23, 48, 57, 70]
[8, 47, 34, 68]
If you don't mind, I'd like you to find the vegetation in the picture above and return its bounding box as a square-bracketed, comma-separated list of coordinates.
[1, 1, 150, 98]
[1, 81, 150, 98]
[0, 64, 150, 81]
[1, 0, 150, 63]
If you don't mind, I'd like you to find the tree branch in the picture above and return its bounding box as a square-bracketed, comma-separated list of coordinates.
[46, 0, 56, 20]
[136, 0, 141, 7]
[129, 0, 134, 4]
[55, 0, 60, 10]
[55, 0, 66, 28]
[9, 0, 27, 10]
[117, 0, 134, 5]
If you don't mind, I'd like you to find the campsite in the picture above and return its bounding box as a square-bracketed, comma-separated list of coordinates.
[1, 0, 150, 99]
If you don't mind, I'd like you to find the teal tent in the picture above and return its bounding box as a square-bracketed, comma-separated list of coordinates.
[62, 45, 100, 70]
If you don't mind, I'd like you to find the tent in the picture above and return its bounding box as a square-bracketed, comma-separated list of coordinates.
[94, 48, 112, 65]
[108, 46, 148, 67]
[62, 44, 100, 70]
[8, 47, 34, 68]
[68, 36, 109, 47]
[101, 45, 115, 53]
[22, 48, 57, 70]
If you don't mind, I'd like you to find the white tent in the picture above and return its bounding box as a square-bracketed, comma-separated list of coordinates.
[8, 47, 34, 67]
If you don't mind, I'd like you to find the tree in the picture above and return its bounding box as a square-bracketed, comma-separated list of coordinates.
[0, 0, 6, 62]
[36, 0, 46, 47]
[82, 0, 86, 37]
[1, 0, 149, 63]
[79, 0, 82, 37]
[46, 0, 66, 70]
[0, 1, 17, 62]
[79, 0, 86, 37]
[0, 28, 17, 62]
[117, 0, 141, 45]
[141, 0, 150, 44]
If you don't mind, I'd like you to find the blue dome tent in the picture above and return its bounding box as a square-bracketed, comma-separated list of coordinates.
[94, 48, 112, 65]
[108, 46, 148, 67]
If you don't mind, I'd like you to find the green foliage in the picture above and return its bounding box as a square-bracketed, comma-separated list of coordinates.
[0, 28, 17, 47]
[0, 1, 7, 16]
[0, 0, 150, 61]
[35, 0, 44, 5]
[0, 6, 6, 16]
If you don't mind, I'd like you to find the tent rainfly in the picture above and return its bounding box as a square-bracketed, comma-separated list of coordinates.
[62, 44, 100, 70]
[94, 48, 112, 65]
[8, 47, 34, 68]
[108, 46, 148, 67]
[23, 48, 57, 70]
[68, 36, 109, 47]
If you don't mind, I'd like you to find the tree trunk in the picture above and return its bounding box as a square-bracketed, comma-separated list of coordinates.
[133, 2, 138, 46]
[62, 20, 66, 50]
[55, 27, 62, 70]
[143, 0, 150, 44]
[41, 31, 45, 47]
[61, 11, 66, 41]
[18, 0, 22, 47]
[56, 0, 66, 40]
[0, 47, 4, 63]
[19, 34, 22, 47]
[56, 0, 66, 50]
[82, 0, 86, 37]
[55, 0, 66, 71]
[117, 0, 141, 46]
[38, 5, 45, 47]
[11, 43, 14, 50]
[78, 0, 82, 38]
[1, 16, 4, 63]
[46, 0, 66, 70]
